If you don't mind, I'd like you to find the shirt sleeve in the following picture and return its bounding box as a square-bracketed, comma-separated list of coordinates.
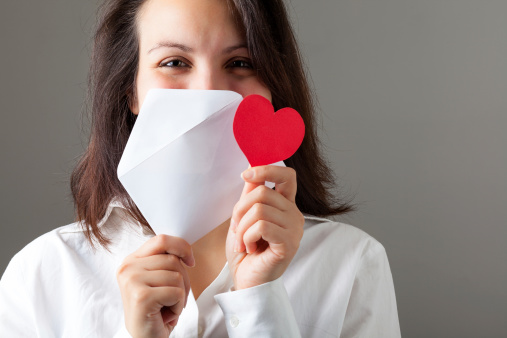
[0, 253, 38, 337]
[214, 276, 301, 338]
[340, 241, 401, 337]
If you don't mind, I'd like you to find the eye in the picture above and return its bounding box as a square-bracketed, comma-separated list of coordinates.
[228, 59, 253, 69]
[160, 59, 190, 68]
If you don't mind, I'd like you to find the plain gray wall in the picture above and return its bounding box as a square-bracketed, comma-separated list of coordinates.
[1, 0, 506, 337]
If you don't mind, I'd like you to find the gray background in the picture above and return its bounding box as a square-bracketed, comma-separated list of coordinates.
[1, 0, 506, 337]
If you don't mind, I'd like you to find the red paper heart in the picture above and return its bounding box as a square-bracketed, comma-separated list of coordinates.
[233, 95, 305, 167]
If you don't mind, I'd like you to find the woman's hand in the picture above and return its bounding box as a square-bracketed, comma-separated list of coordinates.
[116, 235, 195, 338]
[226, 165, 305, 290]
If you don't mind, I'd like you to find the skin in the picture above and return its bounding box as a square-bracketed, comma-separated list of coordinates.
[116, 0, 305, 337]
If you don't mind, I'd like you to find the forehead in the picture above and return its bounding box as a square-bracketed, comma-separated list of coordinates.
[136, 0, 244, 51]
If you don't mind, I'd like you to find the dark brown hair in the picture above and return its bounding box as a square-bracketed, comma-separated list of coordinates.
[71, 0, 355, 250]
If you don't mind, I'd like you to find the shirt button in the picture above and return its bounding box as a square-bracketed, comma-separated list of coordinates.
[229, 316, 240, 328]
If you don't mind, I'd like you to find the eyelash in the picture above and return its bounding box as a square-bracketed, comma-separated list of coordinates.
[227, 59, 253, 69]
[161, 59, 189, 68]
[159, 58, 253, 69]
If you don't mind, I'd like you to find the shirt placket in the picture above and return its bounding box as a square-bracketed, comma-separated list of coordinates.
[196, 263, 233, 337]
[170, 289, 199, 338]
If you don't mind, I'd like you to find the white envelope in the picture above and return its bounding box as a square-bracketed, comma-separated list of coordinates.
[117, 89, 284, 244]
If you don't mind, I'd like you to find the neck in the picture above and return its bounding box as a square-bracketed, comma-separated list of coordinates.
[191, 218, 229, 258]
[185, 218, 230, 300]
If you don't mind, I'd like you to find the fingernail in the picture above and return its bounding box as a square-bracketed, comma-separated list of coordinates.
[242, 170, 253, 180]
[234, 239, 239, 253]
[231, 218, 237, 233]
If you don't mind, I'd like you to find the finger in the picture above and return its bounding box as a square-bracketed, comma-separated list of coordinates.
[239, 165, 258, 198]
[151, 286, 186, 318]
[240, 180, 262, 199]
[243, 220, 287, 254]
[138, 270, 185, 290]
[134, 285, 186, 316]
[231, 185, 291, 233]
[133, 234, 195, 267]
[161, 306, 179, 327]
[152, 254, 190, 306]
[235, 203, 287, 252]
[241, 165, 297, 202]
[232, 179, 263, 233]
[131, 254, 191, 307]
[140, 253, 191, 273]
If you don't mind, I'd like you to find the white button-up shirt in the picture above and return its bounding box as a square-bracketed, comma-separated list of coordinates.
[0, 200, 401, 337]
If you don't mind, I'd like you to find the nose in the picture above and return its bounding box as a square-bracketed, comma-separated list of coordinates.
[190, 68, 229, 91]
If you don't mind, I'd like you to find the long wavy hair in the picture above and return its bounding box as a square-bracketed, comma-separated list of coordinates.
[71, 0, 355, 250]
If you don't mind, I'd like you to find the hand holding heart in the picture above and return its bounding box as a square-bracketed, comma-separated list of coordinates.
[227, 95, 306, 290]
[226, 165, 305, 290]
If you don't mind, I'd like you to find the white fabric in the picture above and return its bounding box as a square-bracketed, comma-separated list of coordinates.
[0, 200, 401, 337]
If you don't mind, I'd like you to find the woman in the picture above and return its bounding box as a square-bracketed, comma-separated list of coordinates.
[0, 0, 400, 337]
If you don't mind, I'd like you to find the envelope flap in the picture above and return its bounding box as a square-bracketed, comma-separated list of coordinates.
[117, 89, 243, 177]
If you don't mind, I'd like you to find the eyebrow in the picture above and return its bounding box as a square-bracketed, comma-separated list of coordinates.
[148, 42, 193, 54]
[222, 43, 248, 54]
[147, 42, 248, 55]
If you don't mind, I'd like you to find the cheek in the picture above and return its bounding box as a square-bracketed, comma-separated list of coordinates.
[229, 78, 272, 103]
[135, 72, 187, 113]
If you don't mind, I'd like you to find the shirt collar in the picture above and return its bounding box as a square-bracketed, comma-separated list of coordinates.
[96, 197, 130, 228]
[60, 197, 131, 234]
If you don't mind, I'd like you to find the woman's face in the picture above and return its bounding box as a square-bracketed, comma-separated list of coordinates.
[130, 0, 272, 114]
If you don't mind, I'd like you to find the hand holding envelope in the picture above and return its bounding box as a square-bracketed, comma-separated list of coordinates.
[117, 89, 291, 244]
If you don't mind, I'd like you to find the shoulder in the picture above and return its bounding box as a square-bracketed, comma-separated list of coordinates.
[286, 213, 389, 287]
[3, 222, 98, 287]
[5, 223, 75, 273]
[0, 223, 92, 334]
[286, 214, 391, 293]
[0, 207, 144, 336]
[3, 205, 148, 286]
[8, 220, 95, 262]
[300, 213, 386, 261]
